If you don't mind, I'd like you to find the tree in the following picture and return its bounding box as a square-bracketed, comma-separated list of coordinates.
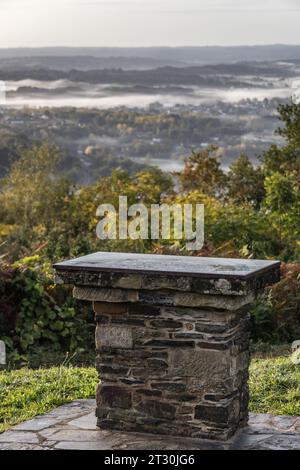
[178, 146, 227, 197]
[0, 142, 71, 259]
[276, 101, 300, 147]
[263, 171, 300, 245]
[0, 131, 28, 178]
[262, 144, 300, 178]
[227, 154, 265, 209]
[1, 142, 62, 227]
[262, 101, 300, 177]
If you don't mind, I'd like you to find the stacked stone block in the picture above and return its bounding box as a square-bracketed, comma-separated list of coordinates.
[54, 254, 280, 441]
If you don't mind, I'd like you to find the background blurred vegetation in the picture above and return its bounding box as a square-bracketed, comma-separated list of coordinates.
[0, 101, 299, 364]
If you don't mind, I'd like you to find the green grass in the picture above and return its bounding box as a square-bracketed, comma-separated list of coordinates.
[0, 356, 299, 433]
[0, 366, 98, 433]
[249, 356, 300, 416]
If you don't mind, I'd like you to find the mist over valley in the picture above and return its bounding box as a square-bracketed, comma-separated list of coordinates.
[0, 46, 299, 181]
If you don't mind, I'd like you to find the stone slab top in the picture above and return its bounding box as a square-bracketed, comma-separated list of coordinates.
[53, 251, 280, 281]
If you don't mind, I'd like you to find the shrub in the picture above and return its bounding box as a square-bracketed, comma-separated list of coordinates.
[0, 256, 94, 364]
[250, 263, 300, 344]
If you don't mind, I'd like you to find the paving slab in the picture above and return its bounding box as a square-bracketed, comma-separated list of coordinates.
[0, 400, 299, 450]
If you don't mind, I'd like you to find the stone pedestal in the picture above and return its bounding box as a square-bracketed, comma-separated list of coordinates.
[54, 252, 280, 441]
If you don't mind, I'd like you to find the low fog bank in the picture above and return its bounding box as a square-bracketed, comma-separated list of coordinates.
[2, 78, 295, 109]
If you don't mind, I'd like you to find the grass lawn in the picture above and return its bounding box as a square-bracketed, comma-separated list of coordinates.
[249, 356, 300, 416]
[0, 356, 299, 433]
[0, 366, 98, 433]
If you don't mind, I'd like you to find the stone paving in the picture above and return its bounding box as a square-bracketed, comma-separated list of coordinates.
[0, 399, 299, 450]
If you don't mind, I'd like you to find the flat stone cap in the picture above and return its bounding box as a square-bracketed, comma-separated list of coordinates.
[54, 251, 280, 281]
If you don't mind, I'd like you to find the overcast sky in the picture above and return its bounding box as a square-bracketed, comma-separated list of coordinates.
[0, 0, 300, 48]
